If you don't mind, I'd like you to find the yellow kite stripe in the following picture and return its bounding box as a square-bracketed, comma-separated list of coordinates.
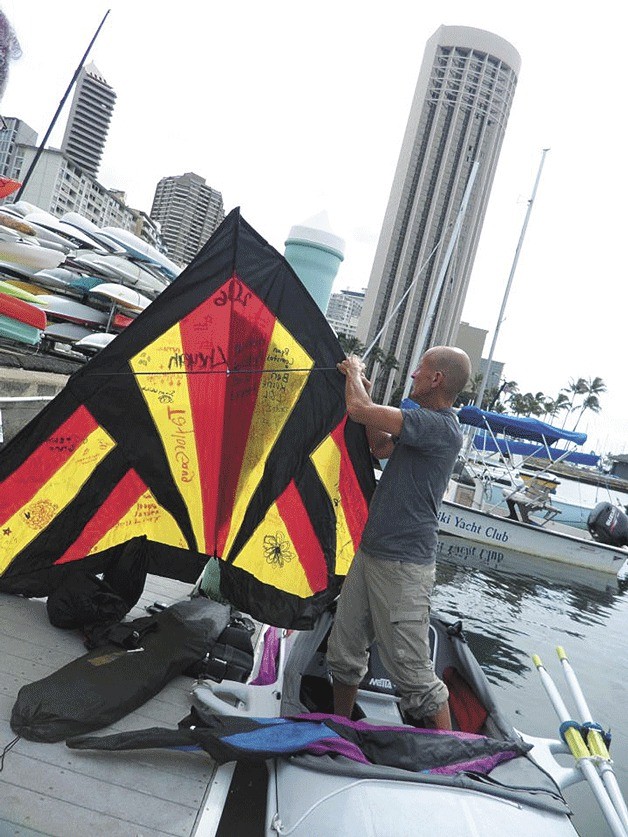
[0, 425, 115, 574]
[310, 435, 354, 576]
[90, 489, 188, 554]
[232, 501, 313, 598]
[130, 324, 206, 551]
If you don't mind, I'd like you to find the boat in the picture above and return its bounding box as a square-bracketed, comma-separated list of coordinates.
[0, 279, 42, 304]
[0, 293, 45, 346]
[99, 225, 180, 278]
[24, 210, 110, 252]
[43, 321, 96, 346]
[0, 236, 67, 276]
[74, 331, 117, 355]
[0, 278, 50, 296]
[60, 211, 128, 255]
[440, 405, 628, 577]
[69, 251, 168, 296]
[88, 281, 152, 312]
[32, 293, 109, 328]
[75, 601, 628, 836]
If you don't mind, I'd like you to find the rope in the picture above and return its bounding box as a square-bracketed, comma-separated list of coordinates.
[89, 366, 339, 377]
[0, 735, 20, 772]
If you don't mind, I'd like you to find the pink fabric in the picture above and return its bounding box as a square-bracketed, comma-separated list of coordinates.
[250, 626, 280, 685]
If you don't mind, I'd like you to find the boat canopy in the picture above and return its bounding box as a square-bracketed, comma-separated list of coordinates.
[456, 405, 587, 447]
[471, 435, 599, 467]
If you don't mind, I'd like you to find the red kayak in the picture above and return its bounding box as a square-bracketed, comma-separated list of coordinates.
[0, 292, 46, 330]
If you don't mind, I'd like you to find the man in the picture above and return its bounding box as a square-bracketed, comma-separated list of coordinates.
[326, 346, 471, 729]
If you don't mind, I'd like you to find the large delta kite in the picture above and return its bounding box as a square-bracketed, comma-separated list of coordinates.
[0, 209, 375, 628]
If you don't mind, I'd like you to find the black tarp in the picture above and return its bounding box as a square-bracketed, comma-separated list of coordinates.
[11, 597, 230, 742]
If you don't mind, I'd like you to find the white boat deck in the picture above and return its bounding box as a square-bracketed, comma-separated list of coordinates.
[0, 575, 220, 837]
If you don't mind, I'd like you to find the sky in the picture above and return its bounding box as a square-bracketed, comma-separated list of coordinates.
[1, 1, 627, 453]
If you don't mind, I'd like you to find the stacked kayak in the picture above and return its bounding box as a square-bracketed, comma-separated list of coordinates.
[0, 203, 181, 358]
[0, 291, 46, 346]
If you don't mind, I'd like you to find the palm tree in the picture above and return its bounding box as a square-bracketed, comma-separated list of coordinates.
[571, 377, 607, 430]
[561, 377, 588, 427]
[509, 391, 546, 417]
[545, 391, 570, 421]
[488, 379, 518, 412]
[337, 333, 365, 356]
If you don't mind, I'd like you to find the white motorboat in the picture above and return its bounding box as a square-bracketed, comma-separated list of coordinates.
[441, 406, 628, 577]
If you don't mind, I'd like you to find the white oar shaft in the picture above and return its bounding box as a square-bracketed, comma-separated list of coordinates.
[599, 764, 628, 833]
[533, 655, 628, 837]
[557, 648, 628, 832]
[557, 648, 592, 720]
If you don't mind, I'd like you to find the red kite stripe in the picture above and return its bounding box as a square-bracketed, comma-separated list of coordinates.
[276, 481, 328, 593]
[0, 406, 99, 524]
[55, 468, 147, 565]
[331, 417, 370, 550]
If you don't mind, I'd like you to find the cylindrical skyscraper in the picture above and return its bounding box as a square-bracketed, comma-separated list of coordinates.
[358, 26, 520, 403]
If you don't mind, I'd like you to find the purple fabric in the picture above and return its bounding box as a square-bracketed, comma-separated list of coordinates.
[293, 713, 525, 775]
[305, 736, 370, 764]
[297, 713, 481, 740]
[250, 626, 280, 685]
[429, 750, 520, 776]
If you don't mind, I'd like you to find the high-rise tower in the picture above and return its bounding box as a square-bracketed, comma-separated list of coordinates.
[150, 172, 225, 266]
[61, 62, 116, 177]
[358, 26, 520, 402]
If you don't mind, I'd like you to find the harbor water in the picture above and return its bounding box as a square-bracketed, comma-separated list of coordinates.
[433, 528, 628, 837]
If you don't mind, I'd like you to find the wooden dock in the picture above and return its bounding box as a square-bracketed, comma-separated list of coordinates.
[0, 576, 221, 837]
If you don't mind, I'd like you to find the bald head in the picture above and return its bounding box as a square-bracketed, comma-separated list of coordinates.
[424, 346, 472, 401]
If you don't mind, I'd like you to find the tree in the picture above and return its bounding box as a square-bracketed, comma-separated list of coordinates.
[542, 391, 570, 420]
[560, 375, 606, 430]
[508, 391, 546, 417]
[488, 379, 518, 412]
[336, 333, 365, 356]
[571, 377, 607, 430]
[560, 377, 588, 427]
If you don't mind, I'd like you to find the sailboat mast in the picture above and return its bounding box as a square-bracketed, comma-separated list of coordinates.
[474, 147, 549, 409]
[401, 160, 480, 401]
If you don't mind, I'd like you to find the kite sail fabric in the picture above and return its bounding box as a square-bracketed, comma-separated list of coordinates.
[0, 177, 21, 199]
[0, 209, 375, 628]
[66, 713, 531, 776]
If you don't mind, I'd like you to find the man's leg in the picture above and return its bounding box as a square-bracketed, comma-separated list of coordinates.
[332, 681, 359, 718]
[327, 548, 373, 718]
[410, 700, 452, 730]
[366, 557, 451, 729]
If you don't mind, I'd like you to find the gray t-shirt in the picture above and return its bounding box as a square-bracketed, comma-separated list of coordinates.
[360, 406, 462, 564]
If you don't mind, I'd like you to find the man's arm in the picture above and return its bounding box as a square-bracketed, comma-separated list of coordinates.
[337, 355, 402, 459]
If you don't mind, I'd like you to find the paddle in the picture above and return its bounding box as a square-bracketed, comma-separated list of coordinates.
[532, 654, 628, 837]
[556, 646, 628, 832]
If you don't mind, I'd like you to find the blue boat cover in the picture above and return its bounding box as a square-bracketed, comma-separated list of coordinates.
[472, 434, 600, 467]
[455, 405, 587, 446]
